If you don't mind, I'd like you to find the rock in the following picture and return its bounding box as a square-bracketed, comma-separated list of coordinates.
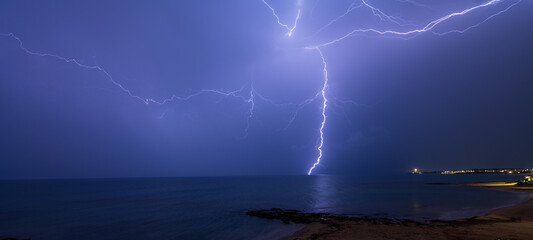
[245, 208, 429, 226]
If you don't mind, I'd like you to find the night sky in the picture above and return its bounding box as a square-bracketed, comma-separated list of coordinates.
[0, 0, 532, 178]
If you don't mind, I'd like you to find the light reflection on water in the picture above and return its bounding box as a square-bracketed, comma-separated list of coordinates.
[307, 174, 530, 219]
[0, 174, 529, 240]
[311, 174, 339, 212]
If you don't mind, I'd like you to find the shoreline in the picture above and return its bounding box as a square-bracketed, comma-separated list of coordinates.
[249, 182, 533, 240]
[463, 182, 533, 215]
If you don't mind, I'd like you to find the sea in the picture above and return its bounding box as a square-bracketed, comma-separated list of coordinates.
[0, 174, 530, 240]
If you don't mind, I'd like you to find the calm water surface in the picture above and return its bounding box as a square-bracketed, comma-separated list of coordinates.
[0, 174, 530, 239]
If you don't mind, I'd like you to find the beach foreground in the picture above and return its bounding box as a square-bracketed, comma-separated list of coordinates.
[249, 183, 533, 240]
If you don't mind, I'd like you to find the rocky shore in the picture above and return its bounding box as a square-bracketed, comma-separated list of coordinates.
[247, 184, 533, 240]
[246, 208, 435, 225]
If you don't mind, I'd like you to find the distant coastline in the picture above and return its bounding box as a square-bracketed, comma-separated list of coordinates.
[409, 167, 532, 175]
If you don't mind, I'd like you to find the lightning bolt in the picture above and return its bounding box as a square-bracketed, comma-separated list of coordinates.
[432, 0, 523, 36]
[0, 0, 523, 176]
[260, 0, 522, 174]
[242, 83, 255, 138]
[314, 0, 416, 37]
[307, 47, 328, 175]
[360, 0, 415, 27]
[157, 109, 169, 120]
[0, 32, 272, 140]
[312, 0, 521, 47]
[395, 0, 431, 9]
[281, 93, 321, 131]
[314, 0, 364, 36]
[261, 0, 301, 36]
[0, 32, 255, 106]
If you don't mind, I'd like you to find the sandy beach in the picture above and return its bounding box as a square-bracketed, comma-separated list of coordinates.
[268, 183, 533, 240]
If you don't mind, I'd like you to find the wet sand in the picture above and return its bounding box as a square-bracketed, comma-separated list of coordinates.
[279, 183, 533, 240]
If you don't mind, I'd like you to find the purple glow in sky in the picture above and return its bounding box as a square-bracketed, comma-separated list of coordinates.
[0, 0, 531, 178]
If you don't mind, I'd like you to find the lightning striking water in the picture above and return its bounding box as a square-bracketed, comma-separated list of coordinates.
[297, 0, 520, 174]
[307, 47, 328, 175]
[0, 0, 523, 175]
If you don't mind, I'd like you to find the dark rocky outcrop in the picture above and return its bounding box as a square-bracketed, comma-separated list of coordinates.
[246, 208, 520, 226]
[246, 208, 429, 226]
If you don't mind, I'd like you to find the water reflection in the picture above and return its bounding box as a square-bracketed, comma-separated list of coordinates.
[310, 175, 351, 213]
[0, 175, 528, 239]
